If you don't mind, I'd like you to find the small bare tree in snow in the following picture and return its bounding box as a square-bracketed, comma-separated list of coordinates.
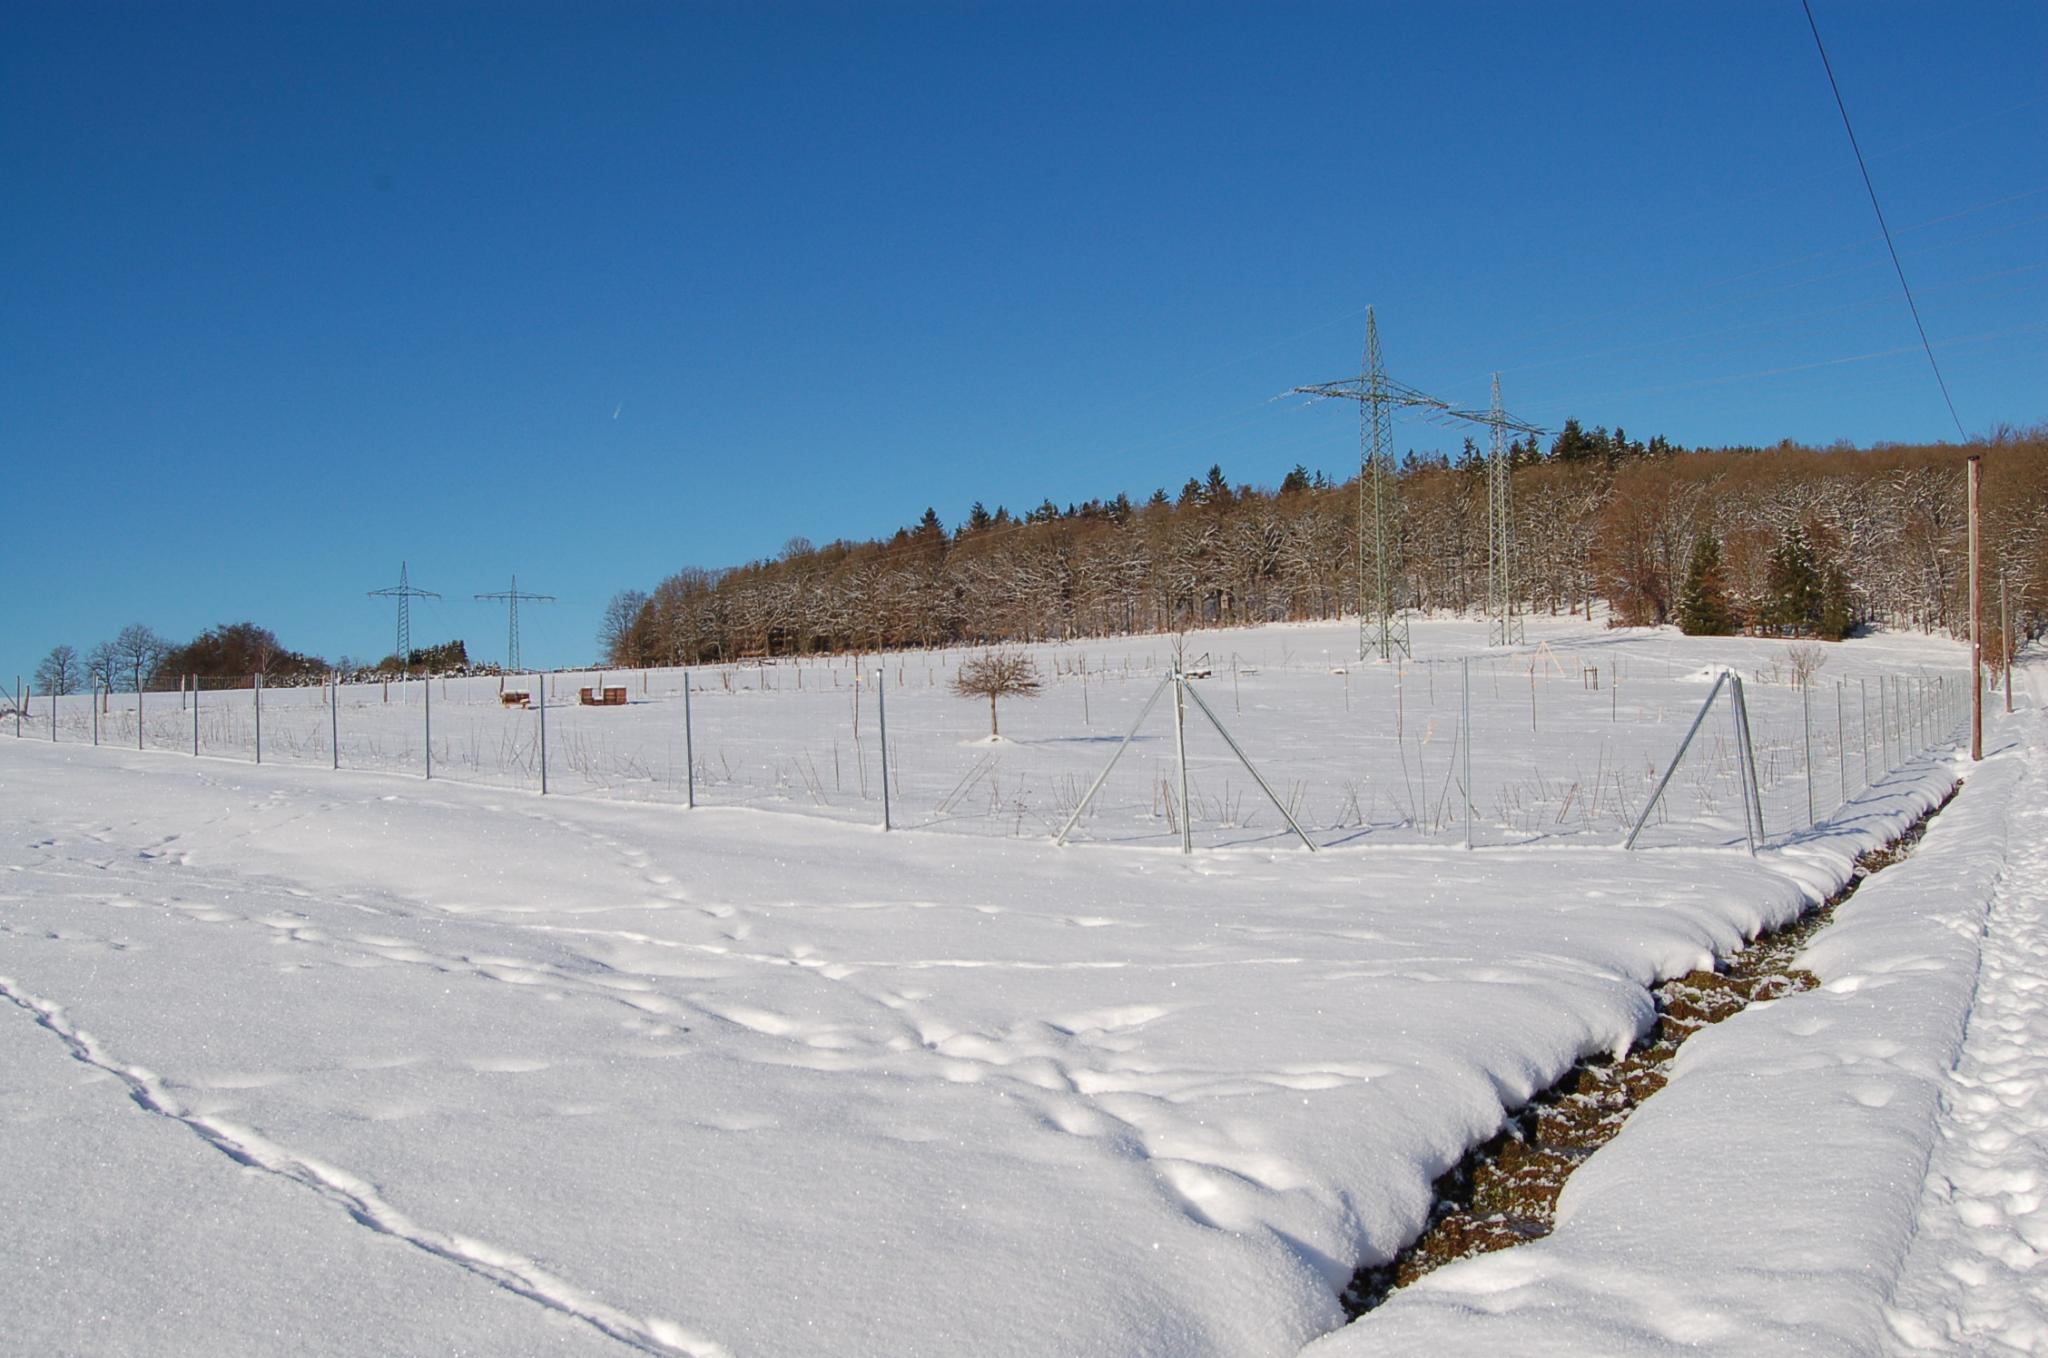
[1784, 643, 1828, 686]
[951, 651, 1042, 739]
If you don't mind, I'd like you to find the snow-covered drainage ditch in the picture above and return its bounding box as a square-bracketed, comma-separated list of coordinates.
[1339, 782, 1962, 1320]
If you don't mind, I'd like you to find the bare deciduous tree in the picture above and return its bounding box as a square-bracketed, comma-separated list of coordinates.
[951, 651, 1042, 739]
[600, 432, 2046, 660]
[86, 641, 122, 694]
[1784, 643, 1828, 687]
[113, 623, 168, 687]
[35, 644, 80, 697]
[599, 589, 650, 666]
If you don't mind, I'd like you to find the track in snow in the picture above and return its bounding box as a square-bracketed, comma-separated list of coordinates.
[1885, 669, 2048, 1355]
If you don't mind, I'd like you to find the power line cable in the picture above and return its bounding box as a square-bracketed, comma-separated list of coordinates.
[1428, 184, 2048, 402]
[1452, 257, 2048, 398]
[1521, 320, 2047, 412]
[1800, 0, 1967, 439]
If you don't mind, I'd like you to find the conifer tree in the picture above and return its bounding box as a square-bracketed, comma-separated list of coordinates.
[1817, 562, 1854, 641]
[1676, 535, 1738, 635]
[1761, 525, 1823, 635]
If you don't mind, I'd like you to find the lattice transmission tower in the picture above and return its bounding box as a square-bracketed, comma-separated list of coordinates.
[368, 562, 440, 671]
[474, 575, 555, 673]
[1295, 309, 1449, 661]
[1295, 314, 1544, 660]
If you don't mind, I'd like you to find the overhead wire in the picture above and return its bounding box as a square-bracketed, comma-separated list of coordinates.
[1800, 0, 1967, 439]
[1428, 189, 2048, 405]
[1522, 320, 2048, 411]
[1445, 256, 2048, 405]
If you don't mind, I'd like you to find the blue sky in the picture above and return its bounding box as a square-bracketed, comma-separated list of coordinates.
[3, 1, 2043, 680]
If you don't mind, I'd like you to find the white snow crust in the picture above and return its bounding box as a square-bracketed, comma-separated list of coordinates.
[0, 620, 2029, 1357]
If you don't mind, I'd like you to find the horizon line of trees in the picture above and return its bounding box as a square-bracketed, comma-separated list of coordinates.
[26, 622, 480, 700]
[600, 423, 2047, 667]
[19, 422, 2040, 706]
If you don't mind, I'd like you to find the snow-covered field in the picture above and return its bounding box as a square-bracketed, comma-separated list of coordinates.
[37, 616, 1975, 853]
[3, 618, 2038, 1357]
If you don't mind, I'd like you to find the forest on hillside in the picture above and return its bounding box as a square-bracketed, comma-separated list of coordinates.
[602, 425, 2048, 666]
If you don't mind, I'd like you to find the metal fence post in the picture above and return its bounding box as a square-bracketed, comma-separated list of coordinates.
[538, 671, 548, 795]
[1173, 669, 1192, 855]
[1728, 673, 1755, 852]
[1880, 677, 1892, 772]
[875, 668, 891, 830]
[1462, 657, 1474, 851]
[424, 673, 432, 780]
[1743, 679, 1765, 844]
[13, 676, 19, 739]
[1732, 675, 1763, 854]
[331, 674, 339, 769]
[1859, 678, 1869, 790]
[1801, 677, 1814, 829]
[1624, 670, 1727, 850]
[1180, 680, 1315, 852]
[1056, 672, 1174, 846]
[135, 663, 143, 750]
[254, 673, 263, 765]
[1835, 681, 1846, 810]
[50, 687, 56, 742]
[193, 681, 200, 756]
[93, 685, 99, 746]
[683, 671, 696, 809]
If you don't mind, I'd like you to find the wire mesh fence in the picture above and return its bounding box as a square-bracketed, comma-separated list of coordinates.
[10, 631, 1978, 854]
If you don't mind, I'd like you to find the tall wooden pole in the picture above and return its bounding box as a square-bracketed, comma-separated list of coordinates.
[1968, 454, 1982, 761]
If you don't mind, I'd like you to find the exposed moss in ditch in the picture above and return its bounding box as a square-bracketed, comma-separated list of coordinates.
[1343, 784, 1960, 1318]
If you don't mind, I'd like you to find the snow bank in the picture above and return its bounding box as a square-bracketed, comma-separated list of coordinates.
[1310, 737, 2019, 1356]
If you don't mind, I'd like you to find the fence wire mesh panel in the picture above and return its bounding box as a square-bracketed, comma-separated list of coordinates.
[14, 625, 1973, 854]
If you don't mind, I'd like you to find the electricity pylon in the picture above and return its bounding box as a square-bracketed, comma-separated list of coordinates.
[475, 575, 555, 672]
[368, 562, 440, 672]
[1295, 310, 1435, 660]
[1295, 313, 1544, 660]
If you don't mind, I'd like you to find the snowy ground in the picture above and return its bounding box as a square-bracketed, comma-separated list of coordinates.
[33, 615, 1976, 853]
[1885, 657, 2048, 1356]
[1, 619, 2033, 1357]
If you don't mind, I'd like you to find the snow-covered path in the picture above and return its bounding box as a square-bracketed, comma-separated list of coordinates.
[1886, 663, 2048, 1356]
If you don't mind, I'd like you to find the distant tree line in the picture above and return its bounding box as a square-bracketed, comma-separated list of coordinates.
[601, 424, 2047, 665]
[29, 621, 478, 698]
